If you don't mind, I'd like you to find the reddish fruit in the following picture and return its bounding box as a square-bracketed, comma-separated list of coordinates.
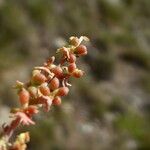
[75, 45, 87, 55]
[72, 69, 84, 78]
[24, 106, 39, 115]
[51, 66, 63, 78]
[32, 73, 47, 84]
[19, 89, 30, 105]
[68, 53, 76, 63]
[49, 77, 60, 90]
[39, 84, 50, 96]
[68, 63, 76, 73]
[53, 96, 62, 105]
[57, 87, 69, 97]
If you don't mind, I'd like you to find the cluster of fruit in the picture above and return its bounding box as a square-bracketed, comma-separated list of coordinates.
[0, 36, 89, 150]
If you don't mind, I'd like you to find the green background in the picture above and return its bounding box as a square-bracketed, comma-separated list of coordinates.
[0, 0, 150, 149]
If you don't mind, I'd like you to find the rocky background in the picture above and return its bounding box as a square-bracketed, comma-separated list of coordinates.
[0, 0, 150, 150]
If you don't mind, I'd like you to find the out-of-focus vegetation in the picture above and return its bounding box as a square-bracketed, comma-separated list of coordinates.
[0, 0, 150, 150]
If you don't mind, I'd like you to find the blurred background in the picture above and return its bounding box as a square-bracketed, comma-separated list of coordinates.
[0, 0, 150, 149]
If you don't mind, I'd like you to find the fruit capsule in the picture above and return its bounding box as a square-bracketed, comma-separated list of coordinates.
[56, 87, 69, 97]
[39, 84, 51, 96]
[24, 106, 39, 115]
[19, 88, 30, 105]
[51, 66, 63, 78]
[53, 96, 62, 105]
[68, 63, 76, 73]
[75, 45, 87, 56]
[72, 69, 84, 78]
[32, 73, 47, 85]
[68, 53, 76, 63]
[49, 77, 60, 90]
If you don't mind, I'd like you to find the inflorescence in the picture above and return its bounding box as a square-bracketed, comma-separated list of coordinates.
[0, 36, 89, 150]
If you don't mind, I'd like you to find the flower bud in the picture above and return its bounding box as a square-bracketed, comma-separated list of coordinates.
[68, 63, 76, 73]
[75, 45, 87, 56]
[72, 69, 84, 78]
[57, 87, 69, 97]
[19, 88, 30, 105]
[49, 77, 60, 90]
[39, 83, 50, 96]
[53, 96, 62, 105]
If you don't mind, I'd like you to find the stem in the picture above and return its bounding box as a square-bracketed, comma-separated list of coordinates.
[2, 118, 21, 142]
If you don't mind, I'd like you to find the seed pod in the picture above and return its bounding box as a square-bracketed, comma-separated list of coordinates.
[68, 63, 76, 73]
[68, 53, 76, 63]
[75, 45, 87, 56]
[39, 84, 50, 96]
[72, 69, 84, 78]
[19, 88, 30, 105]
[51, 66, 63, 78]
[32, 73, 47, 85]
[53, 96, 62, 105]
[28, 86, 38, 98]
[49, 77, 60, 90]
[57, 87, 69, 97]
